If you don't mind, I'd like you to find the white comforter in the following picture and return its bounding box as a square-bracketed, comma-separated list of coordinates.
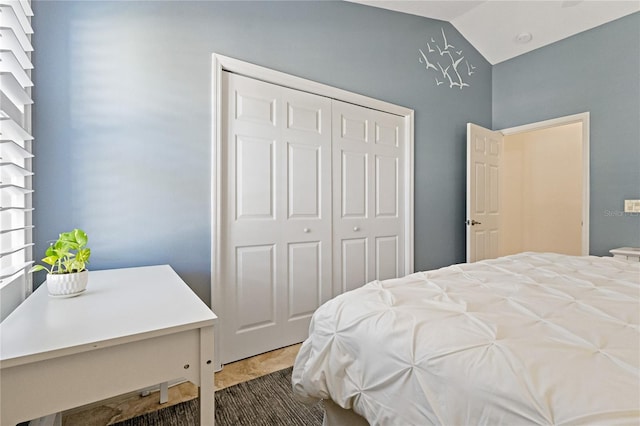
[292, 253, 640, 425]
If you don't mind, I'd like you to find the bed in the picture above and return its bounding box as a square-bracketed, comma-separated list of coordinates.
[292, 252, 640, 425]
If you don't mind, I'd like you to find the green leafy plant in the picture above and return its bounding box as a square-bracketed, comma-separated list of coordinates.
[31, 229, 91, 275]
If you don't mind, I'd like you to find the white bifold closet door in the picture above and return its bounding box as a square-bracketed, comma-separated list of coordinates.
[221, 72, 332, 363]
[332, 100, 405, 295]
[220, 72, 405, 364]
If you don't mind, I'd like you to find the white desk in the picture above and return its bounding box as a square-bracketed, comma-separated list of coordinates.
[0, 265, 217, 425]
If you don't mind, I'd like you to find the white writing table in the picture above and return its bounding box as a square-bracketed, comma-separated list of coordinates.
[0, 265, 217, 425]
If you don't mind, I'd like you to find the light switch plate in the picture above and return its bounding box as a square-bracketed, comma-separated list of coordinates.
[624, 199, 640, 213]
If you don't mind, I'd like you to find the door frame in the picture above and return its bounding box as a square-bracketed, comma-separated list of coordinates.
[210, 54, 415, 369]
[499, 112, 590, 255]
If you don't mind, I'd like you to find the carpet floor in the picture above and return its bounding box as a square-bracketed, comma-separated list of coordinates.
[112, 367, 323, 426]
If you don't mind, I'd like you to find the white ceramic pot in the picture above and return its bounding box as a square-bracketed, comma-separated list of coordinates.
[46, 270, 89, 297]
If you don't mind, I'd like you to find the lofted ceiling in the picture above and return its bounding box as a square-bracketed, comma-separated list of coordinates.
[346, 1, 640, 64]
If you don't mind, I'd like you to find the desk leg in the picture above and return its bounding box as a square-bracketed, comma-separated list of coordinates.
[199, 325, 215, 426]
[159, 382, 169, 404]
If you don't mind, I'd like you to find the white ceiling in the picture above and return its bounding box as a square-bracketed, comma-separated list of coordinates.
[346, 1, 640, 64]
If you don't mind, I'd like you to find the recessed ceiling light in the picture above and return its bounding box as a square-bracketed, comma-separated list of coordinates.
[515, 32, 533, 44]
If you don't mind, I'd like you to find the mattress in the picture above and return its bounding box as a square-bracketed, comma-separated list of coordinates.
[292, 252, 640, 425]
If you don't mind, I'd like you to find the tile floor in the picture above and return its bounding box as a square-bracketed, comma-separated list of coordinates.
[62, 343, 301, 426]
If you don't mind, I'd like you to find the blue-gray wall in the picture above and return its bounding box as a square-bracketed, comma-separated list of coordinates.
[32, 1, 492, 303]
[493, 12, 640, 255]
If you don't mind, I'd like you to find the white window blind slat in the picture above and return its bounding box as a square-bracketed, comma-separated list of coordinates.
[1, 1, 32, 34]
[18, 0, 33, 16]
[0, 0, 32, 295]
[0, 259, 30, 278]
[0, 73, 32, 111]
[0, 182, 32, 194]
[1, 116, 33, 141]
[0, 50, 33, 87]
[0, 139, 33, 159]
[0, 28, 34, 68]
[0, 223, 31, 233]
[0, 5, 33, 51]
[0, 241, 32, 257]
[0, 3, 34, 33]
[0, 161, 33, 177]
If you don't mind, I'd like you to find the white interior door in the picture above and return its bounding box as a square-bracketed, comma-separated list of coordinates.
[332, 100, 405, 295]
[466, 123, 503, 262]
[221, 72, 332, 364]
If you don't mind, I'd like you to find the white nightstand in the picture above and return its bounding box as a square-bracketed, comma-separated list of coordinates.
[609, 247, 640, 262]
[0, 265, 217, 425]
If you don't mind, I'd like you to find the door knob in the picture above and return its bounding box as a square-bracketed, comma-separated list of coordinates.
[353, 226, 360, 231]
[303, 228, 310, 233]
[465, 219, 482, 226]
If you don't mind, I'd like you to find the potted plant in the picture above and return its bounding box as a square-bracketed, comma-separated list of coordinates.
[31, 228, 91, 297]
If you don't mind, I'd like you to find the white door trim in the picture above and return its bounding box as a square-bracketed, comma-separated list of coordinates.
[499, 112, 590, 256]
[211, 54, 415, 369]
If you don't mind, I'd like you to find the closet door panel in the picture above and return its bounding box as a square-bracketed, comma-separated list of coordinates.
[375, 236, 399, 281]
[340, 114, 369, 143]
[375, 121, 399, 147]
[333, 100, 405, 296]
[234, 90, 277, 126]
[375, 155, 398, 218]
[341, 238, 368, 293]
[287, 143, 321, 218]
[282, 90, 332, 302]
[280, 88, 332, 342]
[235, 244, 276, 332]
[287, 102, 322, 134]
[341, 151, 368, 218]
[235, 135, 275, 220]
[221, 72, 331, 364]
[220, 70, 410, 364]
[287, 241, 322, 319]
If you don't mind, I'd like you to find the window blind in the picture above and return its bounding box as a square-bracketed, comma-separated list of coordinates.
[0, 0, 34, 293]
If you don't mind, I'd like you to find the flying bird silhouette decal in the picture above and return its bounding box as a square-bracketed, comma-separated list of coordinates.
[418, 27, 475, 90]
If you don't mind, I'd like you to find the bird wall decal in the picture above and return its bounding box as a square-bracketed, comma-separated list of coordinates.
[418, 49, 438, 71]
[418, 27, 475, 90]
[466, 60, 475, 76]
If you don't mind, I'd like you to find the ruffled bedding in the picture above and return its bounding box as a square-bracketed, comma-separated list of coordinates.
[292, 253, 640, 425]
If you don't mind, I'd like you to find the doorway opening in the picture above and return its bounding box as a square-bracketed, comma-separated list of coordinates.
[500, 122, 584, 256]
[466, 112, 589, 262]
